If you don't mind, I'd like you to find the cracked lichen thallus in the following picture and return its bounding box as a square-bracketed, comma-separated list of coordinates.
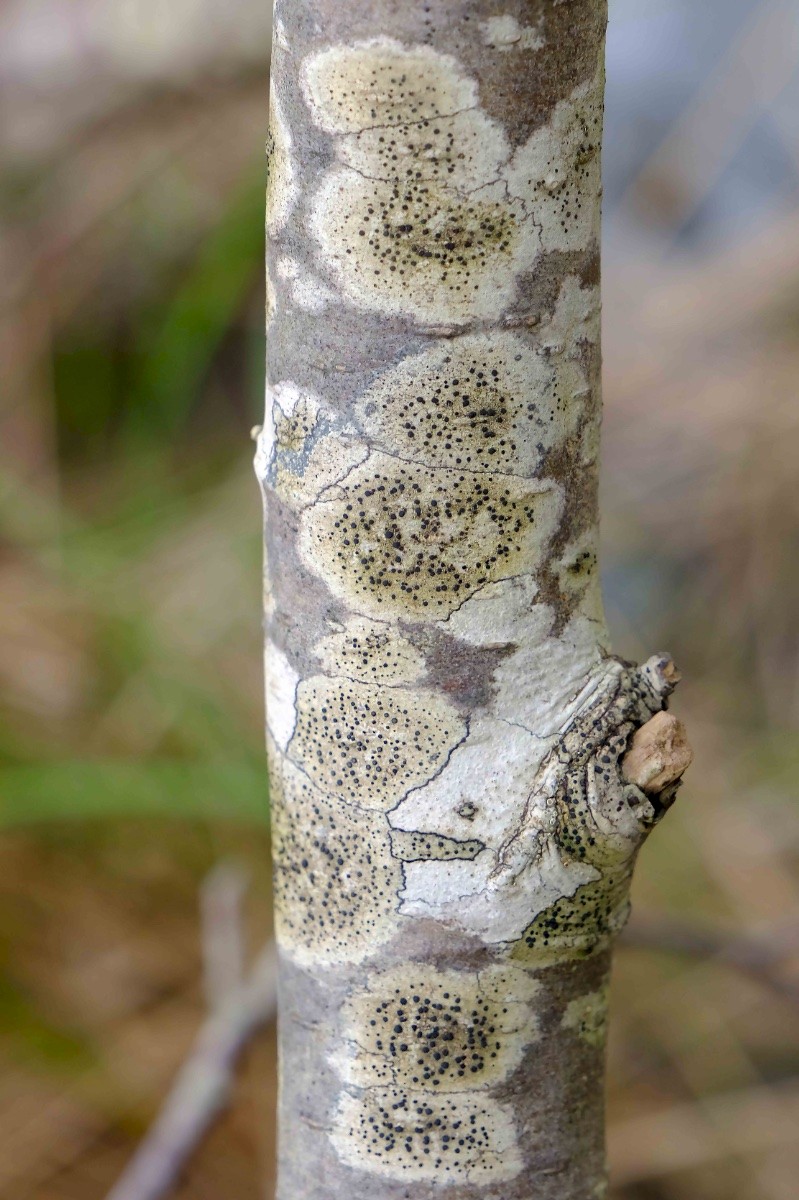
[258, 7, 692, 1197]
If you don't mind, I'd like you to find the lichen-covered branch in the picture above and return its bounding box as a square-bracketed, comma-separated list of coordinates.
[258, 2, 691, 1197]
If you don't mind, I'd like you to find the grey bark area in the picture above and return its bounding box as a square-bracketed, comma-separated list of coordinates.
[258, 2, 692, 1197]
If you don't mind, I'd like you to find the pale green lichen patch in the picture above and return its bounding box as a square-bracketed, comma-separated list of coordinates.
[287, 675, 466, 810]
[314, 617, 426, 685]
[311, 170, 534, 324]
[260, 382, 367, 510]
[266, 80, 296, 236]
[562, 981, 610, 1046]
[299, 453, 563, 621]
[513, 877, 629, 963]
[331, 1086, 523, 1183]
[333, 962, 539, 1092]
[268, 746, 402, 964]
[357, 332, 585, 475]
[302, 40, 538, 323]
[505, 63, 604, 254]
[301, 40, 481, 134]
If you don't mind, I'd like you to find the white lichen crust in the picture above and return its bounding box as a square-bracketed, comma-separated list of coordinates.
[332, 962, 540, 1091]
[288, 675, 466, 809]
[332, 1087, 523, 1183]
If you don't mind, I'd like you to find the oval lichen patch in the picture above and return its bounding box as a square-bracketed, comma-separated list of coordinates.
[301, 39, 480, 135]
[311, 170, 534, 324]
[287, 675, 466, 809]
[314, 617, 427, 685]
[357, 331, 585, 475]
[269, 747, 402, 964]
[333, 962, 539, 1091]
[331, 1086, 522, 1183]
[299, 453, 563, 621]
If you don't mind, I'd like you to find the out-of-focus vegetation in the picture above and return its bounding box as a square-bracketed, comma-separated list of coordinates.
[0, 2, 797, 1198]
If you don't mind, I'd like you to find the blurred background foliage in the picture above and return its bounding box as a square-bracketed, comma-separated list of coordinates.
[0, 1, 798, 1198]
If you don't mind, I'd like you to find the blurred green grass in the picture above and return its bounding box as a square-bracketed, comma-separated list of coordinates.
[1, 159, 269, 829]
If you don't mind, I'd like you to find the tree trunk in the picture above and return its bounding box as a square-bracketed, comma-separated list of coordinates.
[258, 2, 691, 1197]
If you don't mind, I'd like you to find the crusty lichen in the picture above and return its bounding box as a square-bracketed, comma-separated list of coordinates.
[396, 648, 681, 957]
[262, 12, 689, 1200]
[300, 40, 603, 324]
[356, 332, 586, 476]
[562, 981, 610, 1047]
[314, 617, 427, 685]
[258, 382, 367, 510]
[390, 715, 547, 852]
[310, 169, 533, 324]
[299, 454, 563, 621]
[302, 39, 538, 323]
[332, 962, 539, 1091]
[443, 579, 609, 734]
[276, 255, 336, 313]
[480, 15, 545, 51]
[540, 274, 601, 353]
[557, 530, 605, 622]
[301, 40, 481, 134]
[287, 675, 466, 809]
[269, 745, 402, 964]
[506, 62, 604, 254]
[266, 79, 296, 236]
[265, 642, 299, 752]
[331, 1086, 523, 1183]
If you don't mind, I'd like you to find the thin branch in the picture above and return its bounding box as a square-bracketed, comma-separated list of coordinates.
[106, 941, 278, 1200]
[200, 861, 249, 1011]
